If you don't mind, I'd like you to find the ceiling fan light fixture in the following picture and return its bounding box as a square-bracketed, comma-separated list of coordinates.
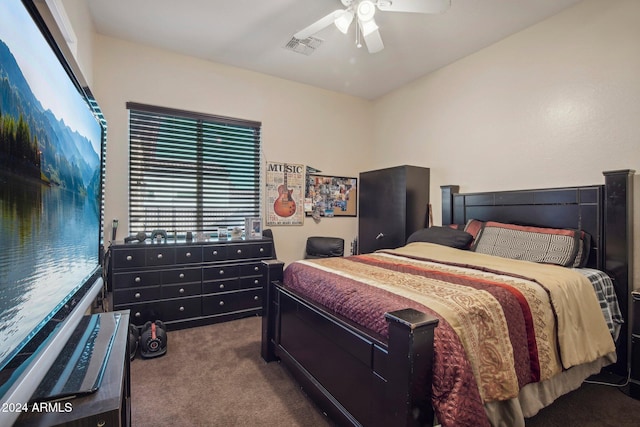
[357, 1, 376, 22]
[292, 0, 449, 55]
[334, 9, 354, 34]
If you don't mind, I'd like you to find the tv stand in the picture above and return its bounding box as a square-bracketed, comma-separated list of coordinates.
[15, 311, 131, 427]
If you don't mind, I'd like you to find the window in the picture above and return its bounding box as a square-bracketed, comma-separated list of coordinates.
[127, 102, 261, 236]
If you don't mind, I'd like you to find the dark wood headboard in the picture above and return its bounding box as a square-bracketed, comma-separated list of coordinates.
[441, 169, 635, 376]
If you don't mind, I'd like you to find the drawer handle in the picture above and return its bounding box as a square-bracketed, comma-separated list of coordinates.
[212, 250, 218, 255]
[135, 292, 141, 299]
[157, 253, 163, 259]
[254, 296, 259, 301]
[254, 266, 259, 272]
[236, 249, 242, 254]
[219, 301, 225, 306]
[219, 269, 224, 275]
[254, 279, 259, 285]
[179, 288, 185, 294]
[179, 306, 185, 312]
[126, 255, 132, 261]
[97, 420, 106, 427]
[135, 276, 141, 283]
[186, 252, 191, 257]
[135, 312, 141, 318]
[259, 248, 264, 253]
[219, 284, 225, 289]
[179, 273, 185, 279]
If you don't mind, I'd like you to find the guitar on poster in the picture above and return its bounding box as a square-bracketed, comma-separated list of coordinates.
[273, 165, 296, 217]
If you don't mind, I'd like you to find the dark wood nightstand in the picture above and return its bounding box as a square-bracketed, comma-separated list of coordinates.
[16, 311, 131, 427]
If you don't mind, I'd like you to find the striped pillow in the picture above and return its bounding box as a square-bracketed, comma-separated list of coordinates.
[472, 221, 581, 267]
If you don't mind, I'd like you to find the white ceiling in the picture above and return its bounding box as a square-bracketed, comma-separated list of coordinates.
[88, 0, 583, 100]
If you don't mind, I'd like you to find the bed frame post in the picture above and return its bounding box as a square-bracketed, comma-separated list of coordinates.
[261, 259, 284, 362]
[603, 169, 635, 376]
[441, 185, 460, 226]
[384, 309, 439, 427]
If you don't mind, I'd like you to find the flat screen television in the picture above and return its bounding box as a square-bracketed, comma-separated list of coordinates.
[0, 0, 105, 415]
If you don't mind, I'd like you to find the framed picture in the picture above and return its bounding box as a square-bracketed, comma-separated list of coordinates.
[245, 217, 262, 239]
[217, 226, 228, 240]
[305, 174, 357, 217]
[266, 162, 304, 226]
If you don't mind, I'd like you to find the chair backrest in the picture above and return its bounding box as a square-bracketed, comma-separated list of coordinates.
[305, 237, 344, 259]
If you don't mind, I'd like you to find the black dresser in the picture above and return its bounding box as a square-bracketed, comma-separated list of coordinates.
[108, 238, 274, 330]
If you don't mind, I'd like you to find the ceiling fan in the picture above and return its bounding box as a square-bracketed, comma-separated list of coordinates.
[293, 0, 451, 54]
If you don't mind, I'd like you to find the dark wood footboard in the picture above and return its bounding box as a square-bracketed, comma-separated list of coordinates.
[261, 260, 439, 427]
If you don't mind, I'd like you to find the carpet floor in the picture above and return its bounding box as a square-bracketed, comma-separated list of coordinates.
[130, 316, 640, 426]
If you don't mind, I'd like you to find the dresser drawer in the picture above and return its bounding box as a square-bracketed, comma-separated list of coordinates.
[125, 302, 163, 326]
[239, 276, 263, 290]
[240, 262, 263, 277]
[162, 296, 201, 321]
[236, 289, 262, 311]
[161, 267, 201, 285]
[176, 246, 202, 264]
[112, 248, 146, 269]
[227, 244, 251, 260]
[202, 294, 237, 316]
[203, 264, 239, 281]
[114, 286, 161, 305]
[202, 245, 228, 262]
[202, 278, 239, 295]
[113, 271, 161, 288]
[146, 247, 176, 266]
[161, 282, 201, 299]
[250, 243, 272, 259]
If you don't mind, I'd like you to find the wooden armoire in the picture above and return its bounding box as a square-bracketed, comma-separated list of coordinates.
[358, 165, 430, 254]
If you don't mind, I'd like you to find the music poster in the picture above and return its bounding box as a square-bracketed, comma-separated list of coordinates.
[265, 162, 305, 226]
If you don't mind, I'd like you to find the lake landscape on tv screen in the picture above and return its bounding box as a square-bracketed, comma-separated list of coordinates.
[0, 1, 103, 370]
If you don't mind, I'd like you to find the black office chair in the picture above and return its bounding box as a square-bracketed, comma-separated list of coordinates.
[304, 237, 344, 259]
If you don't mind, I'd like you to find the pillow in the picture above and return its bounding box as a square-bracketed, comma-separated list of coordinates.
[472, 221, 581, 267]
[463, 219, 484, 242]
[572, 231, 592, 268]
[406, 226, 473, 249]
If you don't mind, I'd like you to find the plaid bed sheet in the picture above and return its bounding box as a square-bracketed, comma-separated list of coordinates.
[575, 268, 623, 340]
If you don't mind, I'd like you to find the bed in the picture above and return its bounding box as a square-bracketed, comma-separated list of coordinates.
[260, 170, 634, 427]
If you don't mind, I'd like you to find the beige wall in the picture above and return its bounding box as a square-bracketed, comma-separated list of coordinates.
[93, 36, 372, 264]
[56, 0, 638, 274]
[35, 0, 94, 87]
[371, 0, 640, 287]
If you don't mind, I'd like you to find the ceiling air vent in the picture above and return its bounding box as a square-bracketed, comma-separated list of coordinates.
[284, 36, 323, 55]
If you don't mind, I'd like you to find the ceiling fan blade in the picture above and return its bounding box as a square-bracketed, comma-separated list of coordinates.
[363, 27, 384, 53]
[376, 0, 451, 14]
[356, 3, 384, 53]
[294, 10, 346, 39]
